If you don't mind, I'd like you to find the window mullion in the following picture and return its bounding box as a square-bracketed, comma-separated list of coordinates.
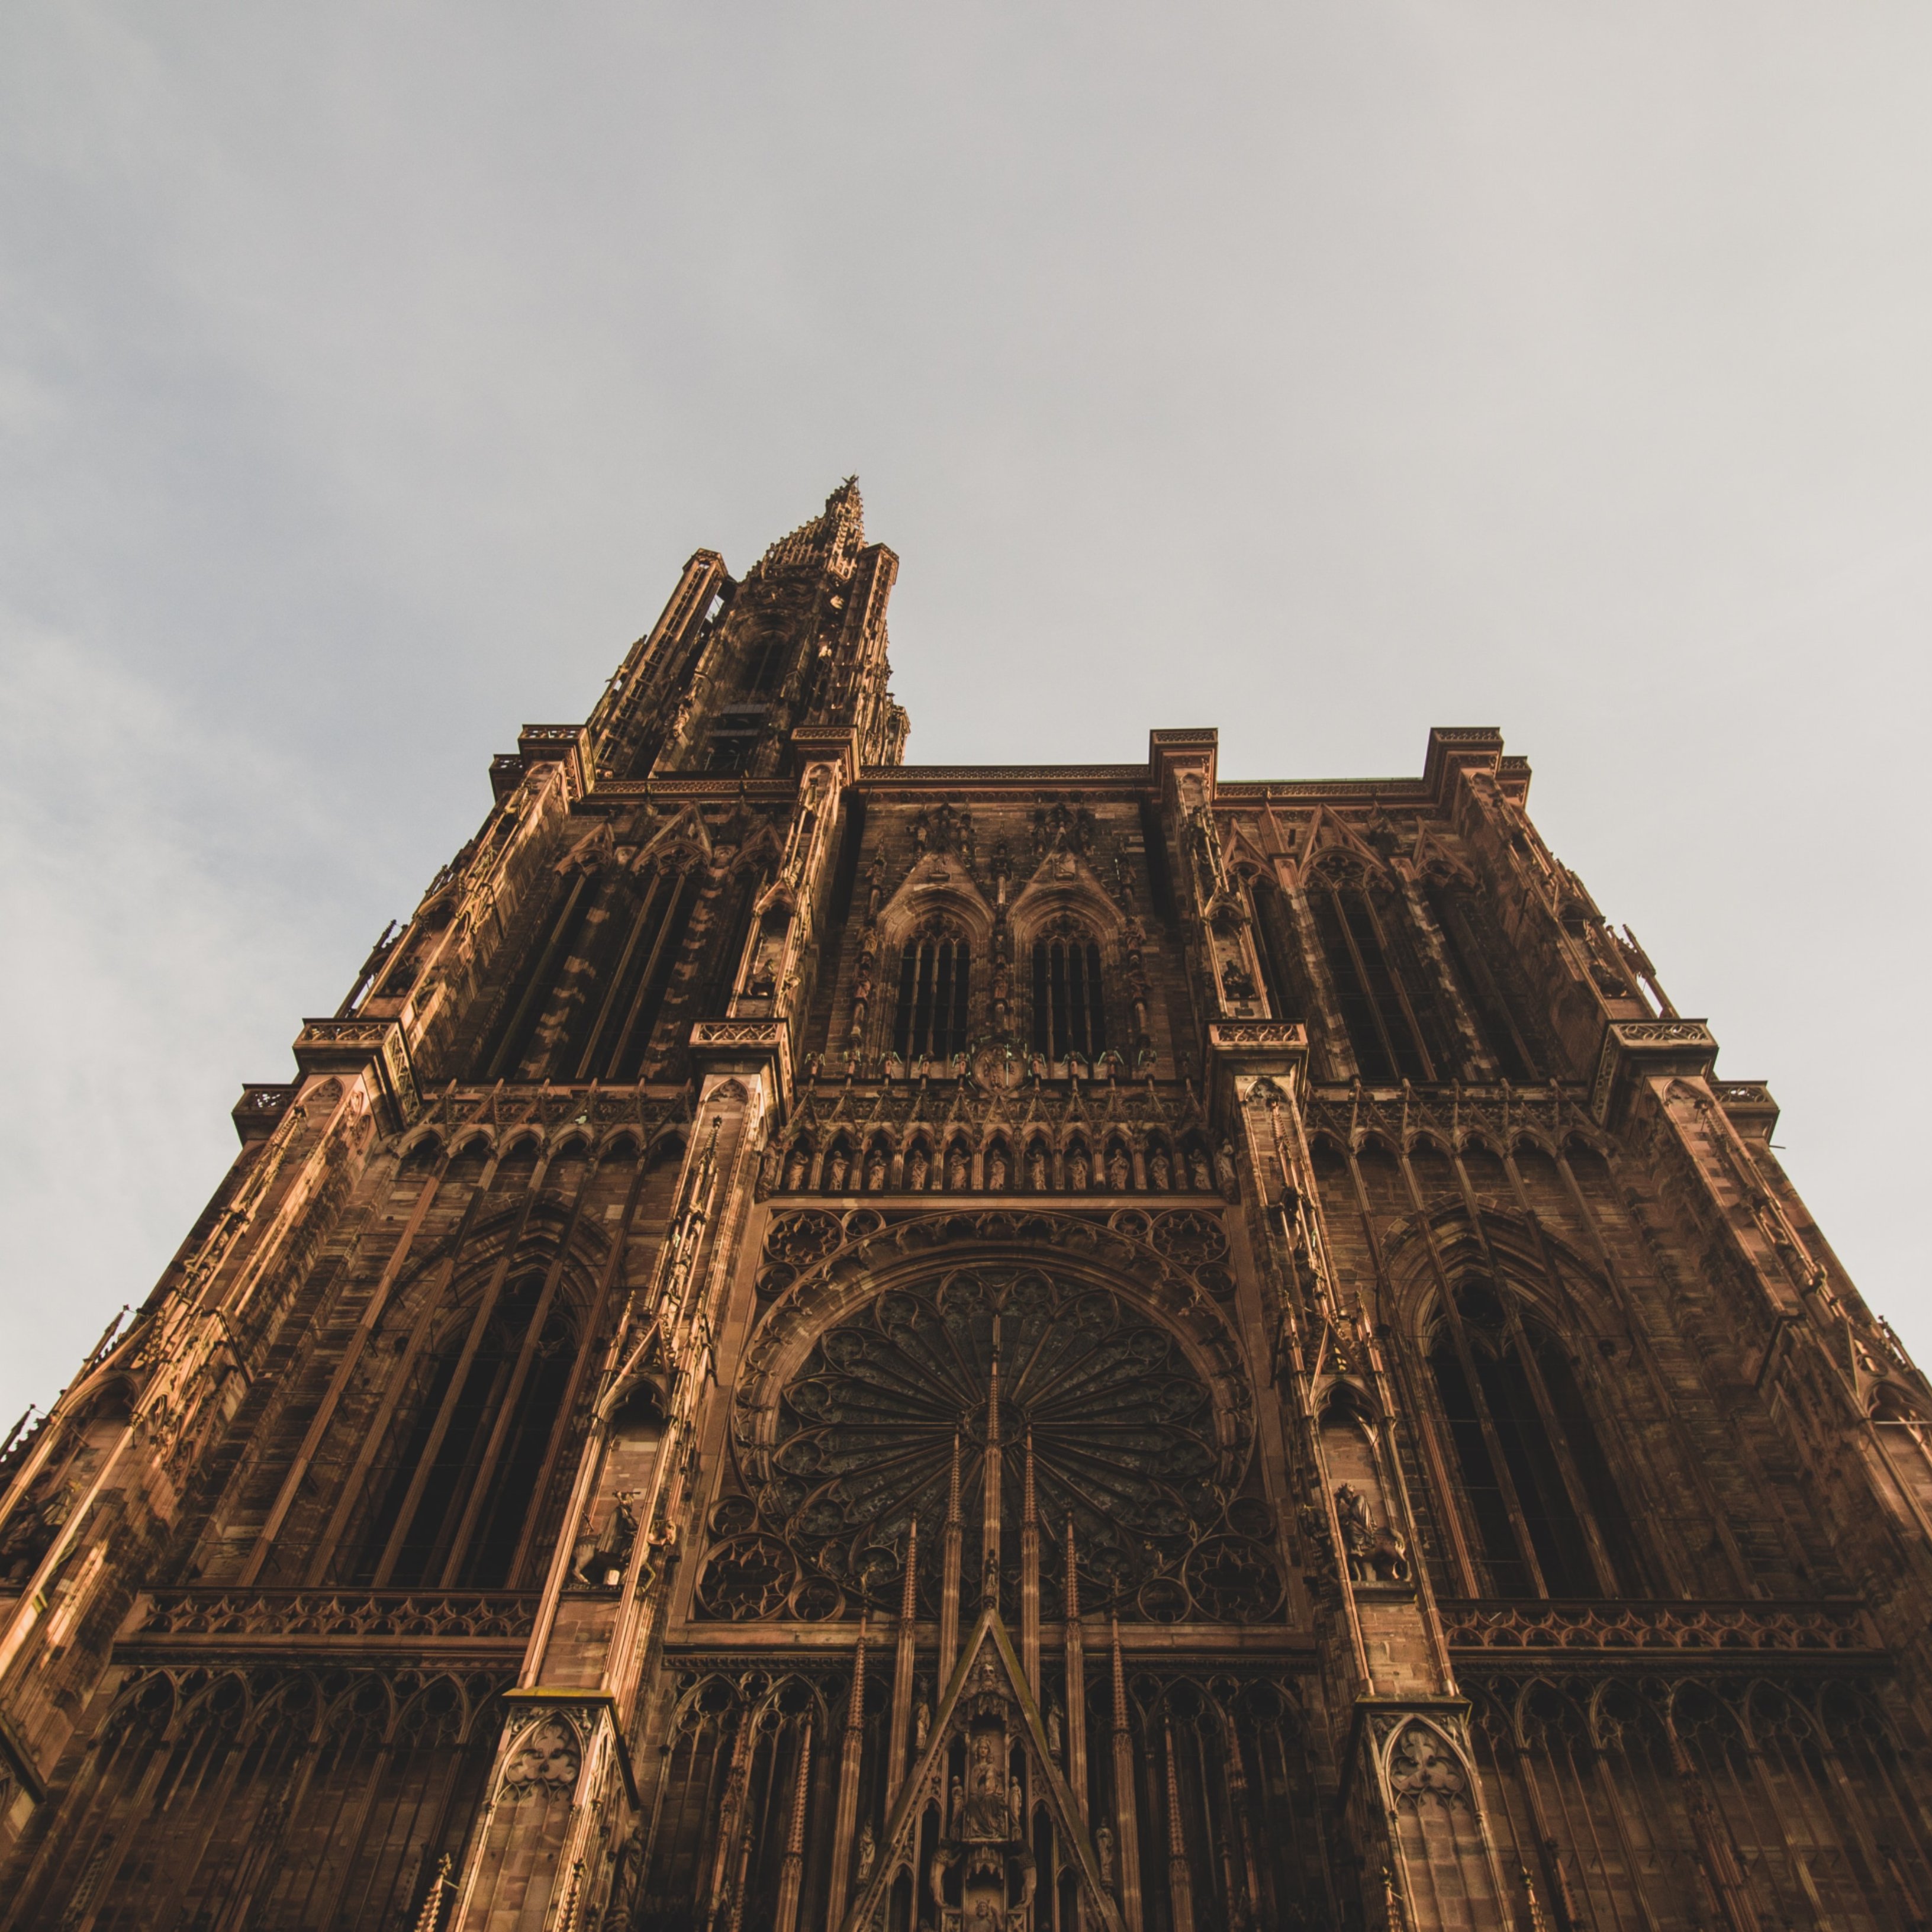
[1360, 891, 1437, 1082]
[933, 942, 954, 1058]
[1334, 887, 1406, 1085]
[1435, 1296, 1551, 1598]
[1505, 1315, 1621, 1595]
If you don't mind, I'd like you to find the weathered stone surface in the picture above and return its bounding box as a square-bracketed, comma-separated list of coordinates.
[1, 482, 1926, 1931]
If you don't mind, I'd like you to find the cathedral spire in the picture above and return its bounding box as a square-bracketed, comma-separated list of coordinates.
[753, 475, 867, 578]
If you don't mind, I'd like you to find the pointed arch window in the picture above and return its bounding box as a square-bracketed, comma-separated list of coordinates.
[352, 1268, 578, 1590]
[1424, 1277, 1638, 1598]
[1031, 918, 1106, 1063]
[1249, 875, 1306, 1024]
[1307, 863, 1447, 1084]
[892, 920, 971, 1062]
[1423, 877, 1543, 1084]
[479, 862, 700, 1083]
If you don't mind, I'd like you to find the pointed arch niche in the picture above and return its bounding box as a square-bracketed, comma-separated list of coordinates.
[1010, 871, 1127, 1074]
[1398, 1231, 1643, 1601]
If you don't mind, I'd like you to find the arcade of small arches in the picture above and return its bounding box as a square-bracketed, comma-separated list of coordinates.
[760, 1121, 1234, 1200]
[1, 1664, 509, 1932]
[1460, 1672, 1930, 1930]
[637, 1664, 1334, 1932]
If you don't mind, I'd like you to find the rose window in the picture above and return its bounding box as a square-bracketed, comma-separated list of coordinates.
[703, 1265, 1280, 1624]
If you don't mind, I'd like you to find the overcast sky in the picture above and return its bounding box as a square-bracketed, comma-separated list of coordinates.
[3, 2, 1929, 1427]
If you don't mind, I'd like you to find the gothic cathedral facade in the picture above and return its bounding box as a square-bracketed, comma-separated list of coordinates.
[3, 482, 1930, 1932]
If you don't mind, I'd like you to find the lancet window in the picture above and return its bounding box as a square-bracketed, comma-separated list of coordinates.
[1423, 1277, 1637, 1598]
[1248, 875, 1306, 1023]
[1424, 878, 1543, 1083]
[1306, 864, 1448, 1084]
[479, 864, 700, 1083]
[892, 920, 971, 1063]
[1030, 919, 1106, 1064]
[738, 629, 791, 698]
[350, 1267, 578, 1590]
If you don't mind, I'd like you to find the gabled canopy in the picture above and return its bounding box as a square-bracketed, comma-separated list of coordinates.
[840, 1608, 1125, 1932]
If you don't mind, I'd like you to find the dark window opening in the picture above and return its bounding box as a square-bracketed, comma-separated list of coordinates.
[1136, 800, 1179, 926]
[477, 872, 597, 1081]
[705, 730, 758, 773]
[1310, 880, 1434, 1083]
[353, 1271, 577, 1590]
[893, 935, 970, 1062]
[598, 871, 700, 1083]
[1031, 935, 1106, 1062]
[1427, 1283, 1624, 1599]
[740, 635, 789, 697]
[1251, 877, 1305, 1023]
[829, 798, 869, 923]
[1425, 882, 1541, 1084]
[710, 878, 762, 1016]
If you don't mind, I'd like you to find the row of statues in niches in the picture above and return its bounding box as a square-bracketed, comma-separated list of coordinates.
[771, 1135, 1239, 1199]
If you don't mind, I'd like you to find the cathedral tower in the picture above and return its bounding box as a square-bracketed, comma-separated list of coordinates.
[2, 483, 1929, 1931]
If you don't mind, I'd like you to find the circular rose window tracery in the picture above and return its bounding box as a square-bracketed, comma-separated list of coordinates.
[710, 1264, 1280, 1624]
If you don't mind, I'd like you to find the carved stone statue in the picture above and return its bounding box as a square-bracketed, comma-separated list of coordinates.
[1068, 1148, 1090, 1191]
[571, 1491, 639, 1590]
[1149, 1149, 1173, 1192]
[909, 1147, 929, 1192]
[1335, 1481, 1377, 1582]
[784, 1148, 808, 1192]
[827, 1150, 851, 1193]
[963, 1734, 1007, 1837]
[1026, 1145, 1047, 1192]
[865, 1148, 887, 1192]
[1096, 1822, 1116, 1885]
[986, 1148, 1008, 1192]
[1189, 1149, 1213, 1192]
[1215, 1141, 1238, 1201]
[947, 1147, 970, 1192]
[855, 1821, 876, 1884]
[950, 1775, 965, 1831]
[915, 1699, 931, 1750]
[1106, 1148, 1131, 1192]
[1046, 1701, 1063, 1755]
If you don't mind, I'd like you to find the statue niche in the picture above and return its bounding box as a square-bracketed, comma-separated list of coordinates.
[1319, 1386, 1409, 1586]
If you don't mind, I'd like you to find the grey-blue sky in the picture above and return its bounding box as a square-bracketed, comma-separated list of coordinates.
[3, 2, 1928, 1423]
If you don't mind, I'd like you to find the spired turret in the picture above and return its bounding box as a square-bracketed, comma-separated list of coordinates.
[0, 487, 1928, 1932]
[585, 476, 907, 787]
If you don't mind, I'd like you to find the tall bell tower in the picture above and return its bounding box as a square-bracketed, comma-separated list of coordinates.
[2, 482, 1930, 1932]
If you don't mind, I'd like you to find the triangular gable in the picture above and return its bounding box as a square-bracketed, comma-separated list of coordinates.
[1219, 814, 1274, 878]
[630, 803, 713, 871]
[1010, 848, 1125, 936]
[841, 1608, 1124, 1932]
[878, 849, 996, 938]
[1299, 803, 1389, 879]
[1405, 820, 1476, 888]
